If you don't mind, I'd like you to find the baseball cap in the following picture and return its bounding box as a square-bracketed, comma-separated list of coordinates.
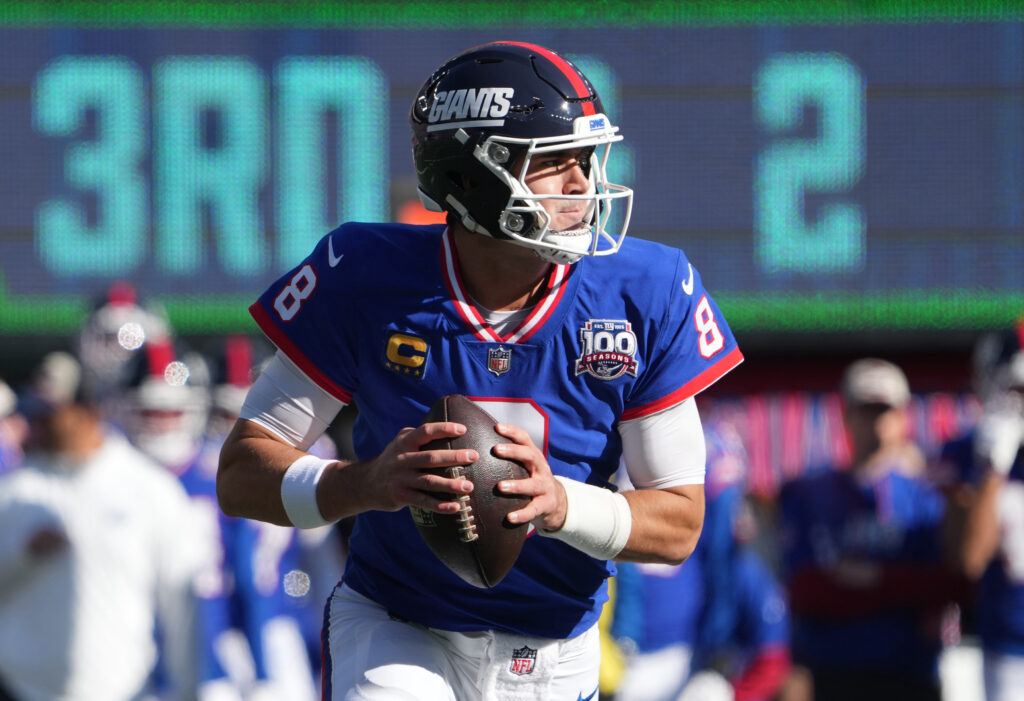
[841, 358, 911, 408]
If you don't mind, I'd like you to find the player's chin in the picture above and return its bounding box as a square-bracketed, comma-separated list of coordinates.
[552, 217, 586, 232]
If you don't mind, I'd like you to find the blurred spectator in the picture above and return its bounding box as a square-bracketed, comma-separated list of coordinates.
[778, 358, 965, 701]
[208, 336, 330, 697]
[0, 351, 200, 700]
[609, 457, 703, 701]
[680, 422, 791, 701]
[938, 324, 1024, 701]
[611, 420, 791, 701]
[0, 379, 26, 474]
[611, 558, 703, 701]
[119, 339, 319, 700]
[74, 281, 172, 416]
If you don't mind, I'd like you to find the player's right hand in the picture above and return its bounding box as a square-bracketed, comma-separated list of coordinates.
[361, 422, 476, 514]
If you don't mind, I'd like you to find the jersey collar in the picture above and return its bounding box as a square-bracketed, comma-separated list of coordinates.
[440, 228, 571, 344]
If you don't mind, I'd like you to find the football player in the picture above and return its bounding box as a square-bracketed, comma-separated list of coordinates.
[123, 339, 321, 699]
[74, 280, 172, 412]
[218, 41, 742, 699]
[948, 323, 1024, 701]
[779, 359, 963, 701]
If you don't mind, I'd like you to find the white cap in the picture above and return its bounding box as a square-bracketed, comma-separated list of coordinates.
[841, 358, 911, 408]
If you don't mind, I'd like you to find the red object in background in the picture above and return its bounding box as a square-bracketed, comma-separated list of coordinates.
[396, 200, 447, 226]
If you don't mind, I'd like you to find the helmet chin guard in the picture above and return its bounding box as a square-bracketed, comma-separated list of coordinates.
[412, 42, 633, 264]
[479, 114, 632, 264]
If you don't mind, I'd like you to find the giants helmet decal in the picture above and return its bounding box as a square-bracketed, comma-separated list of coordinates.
[411, 41, 633, 264]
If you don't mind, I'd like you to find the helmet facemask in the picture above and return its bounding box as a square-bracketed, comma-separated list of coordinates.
[477, 114, 632, 264]
[421, 114, 633, 265]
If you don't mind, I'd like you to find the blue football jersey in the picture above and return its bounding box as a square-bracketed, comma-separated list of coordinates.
[180, 439, 314, 688]
[251, 223, 742, 639]
[779, 468, 947, 674]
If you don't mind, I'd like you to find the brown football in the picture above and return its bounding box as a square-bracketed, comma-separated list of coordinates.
[411, 394, 530, 588]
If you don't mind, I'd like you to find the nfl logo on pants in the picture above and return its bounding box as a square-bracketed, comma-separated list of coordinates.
[509, 646, 537, 675]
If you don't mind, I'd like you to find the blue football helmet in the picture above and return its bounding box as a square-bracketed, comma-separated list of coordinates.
[411, 41, 633, 264]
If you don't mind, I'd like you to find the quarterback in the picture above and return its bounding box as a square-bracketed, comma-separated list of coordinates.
[218, 41, 742, 699]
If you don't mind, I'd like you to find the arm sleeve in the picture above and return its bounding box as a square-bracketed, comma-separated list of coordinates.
[240, 351, 345, 451]
[618, 397, 706, 489]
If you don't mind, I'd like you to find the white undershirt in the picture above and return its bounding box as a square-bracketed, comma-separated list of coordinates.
[476, 302, 531, 338]
[241, 351, 706, 488]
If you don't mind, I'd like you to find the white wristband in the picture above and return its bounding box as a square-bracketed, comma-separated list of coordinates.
[537, 476, 632, 560]
[281, 455, 334, 529]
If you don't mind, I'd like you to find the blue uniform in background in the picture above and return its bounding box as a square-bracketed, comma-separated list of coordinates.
[779, 466, 948, 679]
[693, 426, 790, 699]
[612, 559, 704, 654]
[939, 432, 1024, 658]
[251, 222, 742, 639]
[173, 438, 316, 696]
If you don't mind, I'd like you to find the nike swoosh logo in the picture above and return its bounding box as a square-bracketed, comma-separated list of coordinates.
[577, 685, 599, 701]
[328, 236, 344, 267]
[681, 263, 694, 295]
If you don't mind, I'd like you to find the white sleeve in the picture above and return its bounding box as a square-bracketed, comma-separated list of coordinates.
[618, 397, 706, 489]
[240, 351, 346, 451]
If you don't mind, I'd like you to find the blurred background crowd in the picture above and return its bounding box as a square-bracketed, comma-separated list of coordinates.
[0, 283, 350, 700]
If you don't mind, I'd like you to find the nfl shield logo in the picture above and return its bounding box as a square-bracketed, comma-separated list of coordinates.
[509, 645, 537, 675]
[487, 346, 511, 376]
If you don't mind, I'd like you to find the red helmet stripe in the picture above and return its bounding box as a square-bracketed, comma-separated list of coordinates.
[495, 41, 596, 116]
[1016, 314, 1024, 351]
[147, 341, 175, 379]
[106, 280, 137, 306]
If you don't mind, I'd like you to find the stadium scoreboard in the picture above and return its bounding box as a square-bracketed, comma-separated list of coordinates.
[1, 3, 1022, 343]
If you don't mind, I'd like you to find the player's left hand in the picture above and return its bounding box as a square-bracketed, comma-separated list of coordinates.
[493, 423, 568, 532]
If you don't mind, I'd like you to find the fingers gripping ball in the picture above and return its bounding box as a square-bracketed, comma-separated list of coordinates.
[411, 394, 529, 588]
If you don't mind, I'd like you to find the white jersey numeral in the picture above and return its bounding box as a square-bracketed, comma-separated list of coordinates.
[273, 264, 317, 321]
[694, 295, 725, 358]
[470, 398, 549, 457]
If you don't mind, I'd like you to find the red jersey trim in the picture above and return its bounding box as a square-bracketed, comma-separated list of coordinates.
[620, 346, 744, 422]
[249, 302, 354, 404]
[441, 229, 569, 344]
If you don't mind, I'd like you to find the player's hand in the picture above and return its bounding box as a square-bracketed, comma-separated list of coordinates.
[363, 422, 476, 514]
[975, 392, 1024, 476]
[493, 423, 568, 532]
